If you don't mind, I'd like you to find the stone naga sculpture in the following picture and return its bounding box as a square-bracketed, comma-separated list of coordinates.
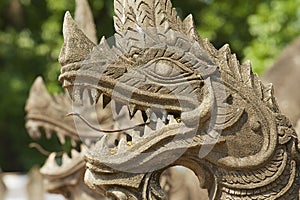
[62, 0, 300, 199]
[25, 77, 107, 200]
[26, 1, 202, 199]
[25, 0, 108, 199]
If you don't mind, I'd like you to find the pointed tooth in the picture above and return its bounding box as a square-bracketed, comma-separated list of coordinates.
[66, 87, 74, 100]
[118, 138, 127, 152]
[73, 88, 83, 105]
[71, 149, 80, 158]
[97, 135, 107, 149]
[144, 125, 153, 137]
[154, 110, 163, 119]
[131, 110, 144, 124]
[117, 105, 131, 122]
[156, 118, 165, 129]
[71, 139, 77, 147]
[131, 130, 141, 143]
[90, 88, 101, 104]
[80, 144, 87, 154]
[139, 130, 144, 137]
[102, 95, 111, 109]
[93, 135, 108, 153]
[85, 138, 92, 146]
[89, 142, 96, 150]
[29, 129, 41, 139]
[45, 129, 52, 139]
[162, 114, 168, 124]
[62, 153, 72, 165]
[98, 93, 104, 107]
[114, 101, 124, 115]
[128, 104, 137, 118]
[41, 153, 58, 172]
[57, 133, 66, 144]
[150, 112, 158, 122]
[148, 121, 156, 130]
[168, 115, 177, 124]
[145, 108, 152, 119]
[82, 89, 91, 105]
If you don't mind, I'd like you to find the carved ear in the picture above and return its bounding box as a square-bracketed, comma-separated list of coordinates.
[58, 11, 96, 66]
[25, 77, 52, 111]
[75, 0, 97, 44]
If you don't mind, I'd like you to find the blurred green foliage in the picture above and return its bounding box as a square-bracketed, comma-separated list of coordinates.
[0, 0, 299, 171]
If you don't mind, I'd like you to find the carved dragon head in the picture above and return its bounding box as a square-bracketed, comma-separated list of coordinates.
[25, 76, 110, 199]
[24, 2, 113, 199]
[58, 0, 300, 199]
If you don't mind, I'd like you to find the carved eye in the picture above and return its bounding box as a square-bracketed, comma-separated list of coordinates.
[146, 59, 192, 80]
[154, 62, 180, 77]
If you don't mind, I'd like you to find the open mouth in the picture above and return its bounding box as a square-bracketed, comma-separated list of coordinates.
[62, 84, 205, 173]
[69, 86, 184, 144]
[26, 120, 87, 177]
[40, 144, 86, 178]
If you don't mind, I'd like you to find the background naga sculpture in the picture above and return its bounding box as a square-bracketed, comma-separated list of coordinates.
[26, 0, 300, 199]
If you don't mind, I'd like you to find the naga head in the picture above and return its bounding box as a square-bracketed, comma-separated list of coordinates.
[58, 0, 300, 199]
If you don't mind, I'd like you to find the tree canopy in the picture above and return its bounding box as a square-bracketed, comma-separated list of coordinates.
[0, 0, 299, 171]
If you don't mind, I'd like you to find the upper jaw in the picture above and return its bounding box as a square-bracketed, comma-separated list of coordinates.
[82, 100, 212, 173]
[59, 68, 213, 172]
[59, 70, 201, 113]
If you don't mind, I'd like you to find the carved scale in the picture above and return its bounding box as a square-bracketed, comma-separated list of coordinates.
[35, 0, 300, 199]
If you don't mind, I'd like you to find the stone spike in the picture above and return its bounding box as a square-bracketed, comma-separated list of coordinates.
[75, 0, 97, 44]
[183, 14, 200, 41]
[25, 77, 52, 111]
[58, 11, 96, 66]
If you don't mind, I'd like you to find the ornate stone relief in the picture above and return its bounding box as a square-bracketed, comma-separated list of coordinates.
[26, 0, 300, 199]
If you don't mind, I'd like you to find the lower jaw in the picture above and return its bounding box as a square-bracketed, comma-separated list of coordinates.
[84, 123, 199, 174]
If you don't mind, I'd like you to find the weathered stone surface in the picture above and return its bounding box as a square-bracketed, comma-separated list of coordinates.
[57, 0, 300, 199]
[26, 76, 201, 199]
[23, 0, 300, 199]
